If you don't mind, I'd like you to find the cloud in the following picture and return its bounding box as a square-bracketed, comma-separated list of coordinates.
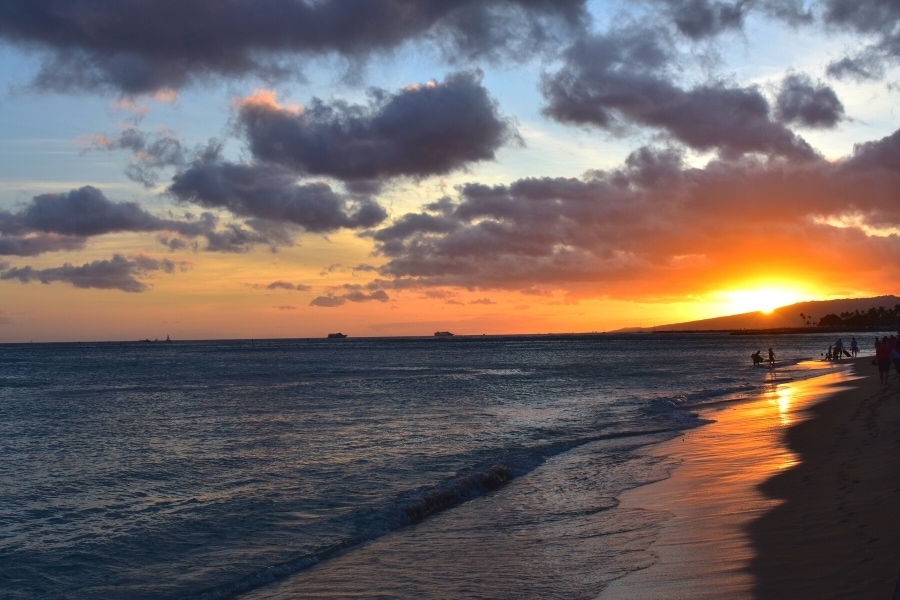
[0, 253, 191, 292]
[0, 185, 200, 237]
[254, 280, 312, 291]
[654, 0, 749, 39]
[0, 234, 87, 256]
[774, 73, 845, 128]
[541, 30, 817, 159]
[237, 71, 520, 182]
[83, 126, 188, 187]
[0, 0, 586, 95]
[0, 186, 307, 255]
[310, 286, 390, 307]
[168, 158, 388, 232]
[822, 0, 900, 81]
[362, 129, 900, 297]
[621, 0, 817, 41]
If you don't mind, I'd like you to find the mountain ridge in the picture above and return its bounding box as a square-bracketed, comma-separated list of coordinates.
[618, 295, 900, 332]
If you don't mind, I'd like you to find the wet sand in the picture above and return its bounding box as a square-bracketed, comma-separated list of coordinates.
[601, 358, 900, 599]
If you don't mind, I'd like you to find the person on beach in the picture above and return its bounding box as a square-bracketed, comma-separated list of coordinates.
[891, 336, 900, 380]
[875, 337, 892, 384]
[768, 347, 776, 366]
[833, 338, 844, 360]
[850, 337, 859, 357]
[751, 350, 764, 365]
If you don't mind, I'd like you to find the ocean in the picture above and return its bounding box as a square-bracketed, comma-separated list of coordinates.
[0, 332, 868, 599]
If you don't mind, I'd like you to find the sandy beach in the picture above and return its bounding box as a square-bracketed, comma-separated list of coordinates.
[602, 357, 900, 599]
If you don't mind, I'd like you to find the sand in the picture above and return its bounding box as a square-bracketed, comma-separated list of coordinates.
[600, 357, 900, 600]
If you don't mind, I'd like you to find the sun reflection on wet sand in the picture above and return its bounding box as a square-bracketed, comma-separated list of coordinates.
[771, 387, 793, 427]
[600, 368, 858, 600]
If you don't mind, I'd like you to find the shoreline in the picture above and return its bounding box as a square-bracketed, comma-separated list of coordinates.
[601, 357, 898, 599]
[748, 358, 900, 598]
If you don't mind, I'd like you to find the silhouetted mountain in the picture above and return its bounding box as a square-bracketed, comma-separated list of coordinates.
[631, 295, 900, 332]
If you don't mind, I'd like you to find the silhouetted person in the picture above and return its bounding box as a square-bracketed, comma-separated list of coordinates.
[876, 337, 892, 384]
[768, 347, 776, 365]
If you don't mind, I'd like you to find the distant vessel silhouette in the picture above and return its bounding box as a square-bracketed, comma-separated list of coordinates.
[433, 331, 454, 337]
[139, 334, 172, 343]
[327, 333, 348, 338]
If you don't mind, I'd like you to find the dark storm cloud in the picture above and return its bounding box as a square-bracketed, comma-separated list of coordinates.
[362, 128, 900, 292]
[0, 0, 586, 95]
[310, 285, 390, 307]
[822, 0, 900, 80]
[168, 159, 388, 232]
[541, 30, 817, 159]
[0, 253, 190, 292]
[237, 72, 519, 181]
[775, 74, 845, 128]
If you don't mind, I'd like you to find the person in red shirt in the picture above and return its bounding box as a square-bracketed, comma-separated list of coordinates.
[875, 336, 892, 384]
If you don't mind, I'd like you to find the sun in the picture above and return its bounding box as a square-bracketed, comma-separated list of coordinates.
[723, 287, 807, 315]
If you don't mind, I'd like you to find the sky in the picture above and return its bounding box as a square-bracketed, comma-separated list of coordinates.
[0, 0, 898, 342]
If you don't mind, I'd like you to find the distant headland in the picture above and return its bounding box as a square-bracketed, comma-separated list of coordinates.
[612, 295, 900, 334]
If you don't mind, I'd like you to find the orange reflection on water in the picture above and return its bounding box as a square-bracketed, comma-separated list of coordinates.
[601, 368, 857, 599]
[771, 387, 794, 428]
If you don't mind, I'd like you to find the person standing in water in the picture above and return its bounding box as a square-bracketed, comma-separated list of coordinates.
[768, 347, 776, 366]
[850, 337, 859, 357]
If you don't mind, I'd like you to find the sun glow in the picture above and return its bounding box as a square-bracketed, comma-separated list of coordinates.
[723, 287, 808, 314]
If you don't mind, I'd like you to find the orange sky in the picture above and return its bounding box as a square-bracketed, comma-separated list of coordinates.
[1, 2, 898, 342]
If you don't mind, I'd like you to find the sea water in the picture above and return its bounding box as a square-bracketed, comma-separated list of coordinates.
[0, 332, 867, 599]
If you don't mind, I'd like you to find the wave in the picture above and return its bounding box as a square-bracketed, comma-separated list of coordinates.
[179, 428, 676, 600]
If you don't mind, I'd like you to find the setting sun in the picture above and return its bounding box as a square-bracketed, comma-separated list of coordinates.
[722, 287, 809, 315]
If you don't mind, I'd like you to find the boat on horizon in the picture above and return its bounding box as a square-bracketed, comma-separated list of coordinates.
[433, 331, 454, 337]
[327, 333, 348, 338]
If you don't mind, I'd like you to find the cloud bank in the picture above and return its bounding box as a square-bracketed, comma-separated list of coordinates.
[168, 159, 388, 232]
[237, 71, 519, 182]
[0, 0, 586, 94]
[364, 129, 900, 297]
[541, 30, 821, 160]
[1, 253, 191, 292]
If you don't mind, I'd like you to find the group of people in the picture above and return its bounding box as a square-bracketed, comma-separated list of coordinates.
[751, 347, 776, 366]
[825, 337, 858, 360]
[875, 335, 900, 385]
[752, 336, 900, 383]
